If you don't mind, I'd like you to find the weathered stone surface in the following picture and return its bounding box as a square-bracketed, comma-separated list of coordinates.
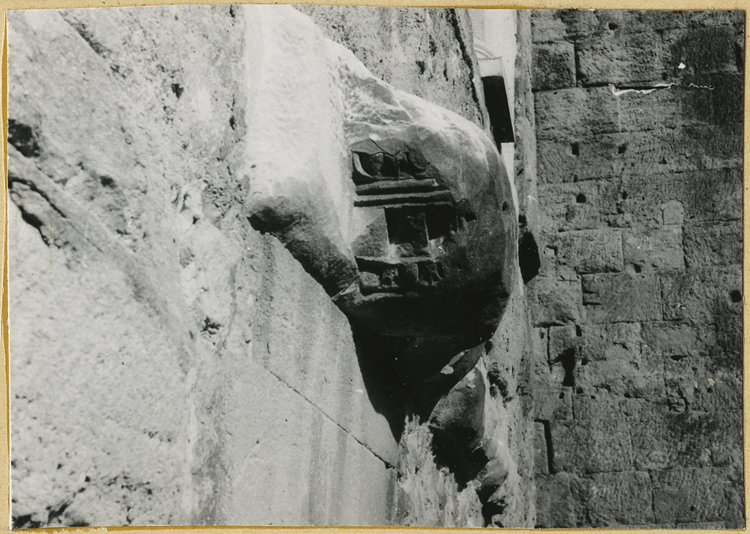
[554, 228, 623, 274]
[535, 85, 714, 140]
[527, 276, 584, 326]
[660, 266, 742, 321]
[296, 6, 486, 128]
[600, 169, 743, 227]
[239, 16, 518, 375]
[395, 421, 483, 527]
[683, 221, 743, 269]
[550, 419, 633, 474]
[577, 26, 740, 86]
[529, 9, 744, 528]
[532, 9, 743, 44]
[537, 181, 601, 232]
[584, 471, 654, 526]
[535, 473, 582, 527]
[622, 226, 684, 271]
[532, 42, 576, 91]
[651, 466, 745, 525]
[531, 9, 599, 43]
[641, 321, 715, 359]
[631, 411, 743, 471]
[537, 124, 743, 184]
[8, 5, 523, 528]
[581, 273, 662, 323]
[577, 31, 669, 85]
[550, 322, 642, 363]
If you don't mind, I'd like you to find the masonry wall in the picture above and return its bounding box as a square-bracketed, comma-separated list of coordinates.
[526, 9, 745, 528]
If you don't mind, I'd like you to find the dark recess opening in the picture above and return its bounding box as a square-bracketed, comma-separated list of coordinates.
[518, 230, 541, 284]
[481, 75, 515, 146]
[555, 348, 577, 387]
[576, 193, 586, 204]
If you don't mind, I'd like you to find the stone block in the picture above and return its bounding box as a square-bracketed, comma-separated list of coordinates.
[532, 374, 574, 422]
[549, 322, 642, 363]
[538, 125, 742, 184]
[664, 26, 742, 75]
[631, 411, 742, 471]
[711, 314, 743, 372]
[641, 321, 715, 359]
[660, 266, 742, 321]
[584, 471, 654, 526]
[535, 85, 714, 140]
[651, 466, 744, 524]
[554, 229, 623, 274]
[581, 272, 662, 323]
[527, 275, 584, 326]
[703, 73, 744, 126]
[577, 31, 668, 86]
[550, 418, 632, 474]
[532, 10, 743, 44]
[537, 181, 601, 232]
[602, 169, 742, 227]
[573, 392, 661, 423]
[532, 42, 576, 91]
[576, 358, 665, 399]
[683, 221, 742, 269]
[577, 26, 740, 87]
[535, 473, 583, 527]
[662, 200, 684, 225]
[622, 226, 684, 272]
[692, 368, 743, 415]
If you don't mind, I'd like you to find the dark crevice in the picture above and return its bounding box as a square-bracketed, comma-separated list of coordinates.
[63, 16, 109, 58]
[445, 9, 482, 120]
[536, 419, 555, 474]
[8, 120, 40, 158]
[518, 229, 541, 284]
[13, 514, 44, 529]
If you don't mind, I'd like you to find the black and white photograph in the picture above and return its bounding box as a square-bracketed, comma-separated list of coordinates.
[6, 4, 745, 529]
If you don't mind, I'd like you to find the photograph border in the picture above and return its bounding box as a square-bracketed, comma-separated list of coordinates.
[0, 0, 747, 532]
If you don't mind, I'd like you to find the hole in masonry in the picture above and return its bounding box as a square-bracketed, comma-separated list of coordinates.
[571, 142, 580, 156]
[730, 290, 742, 303]
[576, 193, 586, 204]
[608, 22, 618, 30]
[618, 144, 627, 154]
[171, 83, 184, 99]
[502, 201, 510, 212]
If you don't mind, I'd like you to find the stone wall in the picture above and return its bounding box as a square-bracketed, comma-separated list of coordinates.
[527, 9, 744, 528]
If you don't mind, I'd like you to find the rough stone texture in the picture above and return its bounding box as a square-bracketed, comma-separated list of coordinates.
[8, 5, 535, 529]
[528, 9, 744, 529]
